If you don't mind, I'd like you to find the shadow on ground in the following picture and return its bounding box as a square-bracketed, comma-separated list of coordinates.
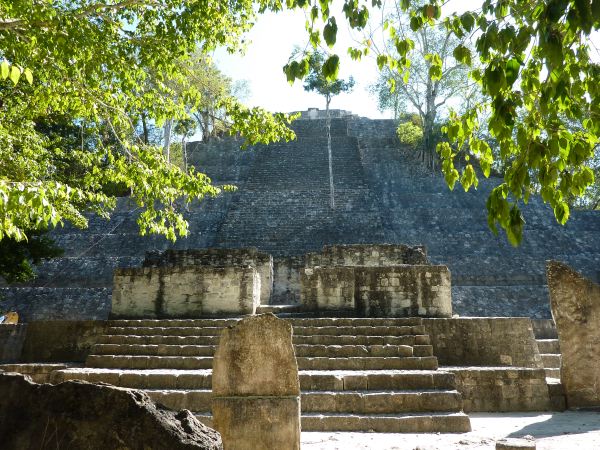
[501, 411, 600, 438]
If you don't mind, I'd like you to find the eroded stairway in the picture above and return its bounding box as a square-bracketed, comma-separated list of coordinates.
[51, 317, 471, 433]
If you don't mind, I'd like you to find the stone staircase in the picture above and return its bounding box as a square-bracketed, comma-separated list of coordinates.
[532, 319, 562, 380]
[50, 317, 471, 433]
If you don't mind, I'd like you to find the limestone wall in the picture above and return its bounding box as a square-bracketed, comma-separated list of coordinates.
[272, 256, 304, 305]
[0, 324, 26, 363]
[301, 265, 452, 317]
[448, 367, 551, 412]
[305, 244, 428, 268]
[423, 318, 543, 368]
[112, 266, 260, 318]
[301, 267, 356, 311]
[143, 248, 273, 305]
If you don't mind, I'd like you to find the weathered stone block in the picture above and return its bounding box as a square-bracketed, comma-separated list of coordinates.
[422, 318, 543, 368]
[300, 266, 356, 310]
[212, 314, 300, 450]
[212, 397, 300, 450]
[143, 248, 273, 305]
[448, 367, 551, 412]
[112, 266, 260, 318]
[300, 265, 452, 317]
[547, 261, 600, 408]
[496, 438, 536, 449]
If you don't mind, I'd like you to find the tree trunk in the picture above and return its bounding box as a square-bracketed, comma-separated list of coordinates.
[182, 136, 188, 174]
[141, 113, 149, 145]
[326, 96, 335, 210]
[423, 83, 437, 171]
[163, 119, 172, 163]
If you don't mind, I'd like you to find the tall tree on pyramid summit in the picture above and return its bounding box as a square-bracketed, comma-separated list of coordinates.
[301, 50, 355, 210]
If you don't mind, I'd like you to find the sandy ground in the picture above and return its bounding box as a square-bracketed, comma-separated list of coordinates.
[301, 411, 600, 449]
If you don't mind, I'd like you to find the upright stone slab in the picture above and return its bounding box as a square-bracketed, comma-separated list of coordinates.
[212, 314, 300, 450]
[546, 261, 600, 408]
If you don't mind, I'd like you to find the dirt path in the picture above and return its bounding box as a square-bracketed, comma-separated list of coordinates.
[301, 411, 600, 449]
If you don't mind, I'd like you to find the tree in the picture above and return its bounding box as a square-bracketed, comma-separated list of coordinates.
[367, 9, 478, 169]
[302, 50, 355, 209]
[2, 0, 600, 248]
[0, 0, 296, 244]
[0, 232, 63, 284]
[284, 0, 600, 245]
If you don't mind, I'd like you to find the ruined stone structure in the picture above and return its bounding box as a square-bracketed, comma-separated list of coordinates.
[301, 244, 452, 317]
[547, 261, 600, 408]
[2, 111, 600, 320]
[212, 315, 300, 450]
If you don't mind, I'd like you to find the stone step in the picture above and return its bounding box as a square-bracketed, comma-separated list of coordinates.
[86, 354, 438, 371]
[98, 335, 221, 346]
[107, 317, 423, 328]
[108, 319, 239, 328]
[545, 368, 560, 379]
[293, 325, 426, 336]
[196, 412, 472, 433]
[286, 318, 423, 327]
[301, 389, 463, 414]
[50, 369, 214, 389]
[104, 324, 426, 338]
[51, 369, 457, 391]
[93, 344, 217, 357]
[292, 334, 431, 346]
[300, 370, 456, 391]
[301, 411, 471, 432]
[145, 389, 463, 414]
[296, 357, 438, 371]
[97, 332, 423, 347]
[91, 343, 432, 359]
[105, 327, 225, 337]
[86, 355, 214, 370]
[541, 353, 561, 368]
[536, 339, 560, 354]
[295, 345, 417, 358]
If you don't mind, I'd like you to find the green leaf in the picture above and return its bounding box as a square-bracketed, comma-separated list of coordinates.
[0, 60, 8, 79]
[453, 45, 472, 65]
[9, 65, 21, 85]
[24, 68, 33, 85]
[460, 12, 476, 32]
[410, 16, 422, 32]
[484, 65, 506, 96]
[322, 54, 340, 81]
[504, 58, 520, 86]
[554, 201, 570, 225]
[323, 17, 337, 47]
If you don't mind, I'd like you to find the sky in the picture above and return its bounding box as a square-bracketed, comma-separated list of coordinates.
[213, 0, 482, 120]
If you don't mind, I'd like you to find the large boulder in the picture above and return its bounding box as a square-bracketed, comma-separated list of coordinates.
[0, 372, 222, 450]
[546, 261, 600, 408]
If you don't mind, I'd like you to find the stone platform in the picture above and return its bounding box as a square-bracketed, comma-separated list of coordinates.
[20, 317, 472, 433]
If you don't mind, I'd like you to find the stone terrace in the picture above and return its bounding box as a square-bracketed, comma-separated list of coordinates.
[49, 317, 472, 433]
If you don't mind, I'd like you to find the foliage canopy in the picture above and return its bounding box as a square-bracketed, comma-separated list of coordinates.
[284, 0, 600, 245]
[0, 0, 296, 243]
[2, 0, 600, 249]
